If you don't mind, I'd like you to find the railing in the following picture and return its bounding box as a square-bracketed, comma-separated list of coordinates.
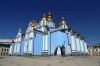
[0, 39, 13, 42]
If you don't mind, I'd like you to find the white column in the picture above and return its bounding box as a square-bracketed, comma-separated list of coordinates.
[85, 42, 88, 53]
[28, 39, 30, 53]
[43, 35, 44, 51]
[14, 44, 16, 54]
[42, 27, 45, 51]
[28, 39, 32, 53]
[45, 35, 48, 51]
[74, 36, 76, 50]
[44, 35, 46, 51]
[24, 41, 26, 53]
[76, 38, 78, 51]
[15, 44, 17, 54]
[78, 38, 80, 51]
[30, 39, 33, 52]
[71, 36, 74, 51]
[17, 43, 20, 54]
[80, 40, 83, 52]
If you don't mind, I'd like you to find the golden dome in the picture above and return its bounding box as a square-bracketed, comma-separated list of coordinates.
[60, 16, 66, 25]
[41, 13, 47, 20]
[47, 11, 54, 22]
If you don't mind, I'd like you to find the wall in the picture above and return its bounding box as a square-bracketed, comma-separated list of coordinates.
[51, 31, 68, 55]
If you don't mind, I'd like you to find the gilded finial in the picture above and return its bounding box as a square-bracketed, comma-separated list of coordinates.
[48, 11, 51, 16]
[60, 16, 66, 25]
[41, 13, 46, 20]
[47, 11, 54, 22]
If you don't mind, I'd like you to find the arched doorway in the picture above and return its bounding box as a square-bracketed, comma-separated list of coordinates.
[54, 46, 62, 55]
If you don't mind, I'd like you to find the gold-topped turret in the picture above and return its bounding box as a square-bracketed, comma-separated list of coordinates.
[47, 11, 54, 22]
[41, 13, 47, 20]
[60, 16, 66, 25]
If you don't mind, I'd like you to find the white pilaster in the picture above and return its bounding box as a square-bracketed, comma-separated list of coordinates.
[76, 38, 78, 51]
[24, 41, 27, 53]
[17, 43, 20, 54]
[14, 44, 16, 54]
[80, 40, 84, 52]
[43, 35, 44, 51]
[30, 39, 33, 51]
[45, 35, 48, 51]
[28, 39, 30, 53]
[84, 42, 88, 53]
[71, 36, 74, 50]
[77, 38, 80, 51]
[28, 39, 32, 53]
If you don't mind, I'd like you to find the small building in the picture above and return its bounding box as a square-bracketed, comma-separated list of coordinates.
[87, 46, 100, 56]
[0, 44, 10, 56]
[0, 47, 9, 56]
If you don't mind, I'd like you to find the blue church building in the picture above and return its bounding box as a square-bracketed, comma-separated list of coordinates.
[9, 12, 88, 56]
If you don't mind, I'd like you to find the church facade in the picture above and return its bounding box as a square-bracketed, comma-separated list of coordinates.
[9, 12, 88, 56]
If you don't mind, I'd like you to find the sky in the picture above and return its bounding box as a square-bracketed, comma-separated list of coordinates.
[0, 0, 100, 45]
